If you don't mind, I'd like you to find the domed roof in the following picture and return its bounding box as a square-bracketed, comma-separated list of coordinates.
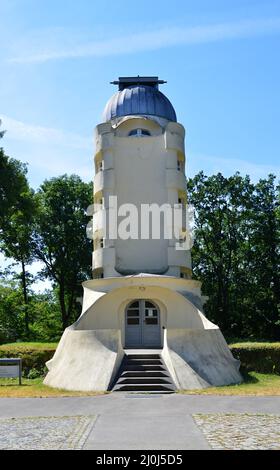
[102, 84, 177, 123]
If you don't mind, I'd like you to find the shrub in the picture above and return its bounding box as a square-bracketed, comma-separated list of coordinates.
[230, 342, 280, 374]
[0, 343, 57, 377]
[1, 341, 279, 378]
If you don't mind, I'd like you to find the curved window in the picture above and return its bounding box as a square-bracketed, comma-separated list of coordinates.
[128, 128, 151, 137]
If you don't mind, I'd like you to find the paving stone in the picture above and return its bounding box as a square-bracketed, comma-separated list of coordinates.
[193, 413, 280, 450]
[0, 415, 96, 450]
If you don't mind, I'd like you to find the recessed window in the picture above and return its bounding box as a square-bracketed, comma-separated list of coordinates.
[178, 195, 186, 206]
[177, 160, 183, 172]
[96, 197, 104, 207]
[97, 161, 103, 172]
[128, 128, 151, 137]
[94, 238, 104, 250]
[180, 269, 190, 279]
[93, 269, 104, 279]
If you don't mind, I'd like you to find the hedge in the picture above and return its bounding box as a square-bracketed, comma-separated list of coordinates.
[0, 342, 279, 378]
[0, 343, 57, 377]
[230, 342, 280, 374]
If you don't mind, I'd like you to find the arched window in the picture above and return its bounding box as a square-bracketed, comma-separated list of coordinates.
[128, 128, 151, 137]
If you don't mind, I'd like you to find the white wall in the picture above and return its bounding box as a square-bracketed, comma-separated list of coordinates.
[93, 116, 191, 277]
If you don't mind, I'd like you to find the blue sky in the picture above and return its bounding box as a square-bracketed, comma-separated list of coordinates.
[1, 0, 280, 190]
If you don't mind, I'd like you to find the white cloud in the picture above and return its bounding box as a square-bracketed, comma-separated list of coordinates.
[8, 17, 280, 64]
[0, 115, 93, 186]
[188, 152, 280, 181]
[0, 114, 91, 150]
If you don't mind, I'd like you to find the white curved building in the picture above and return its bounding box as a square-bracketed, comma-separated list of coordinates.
[44, 76, 242, 392]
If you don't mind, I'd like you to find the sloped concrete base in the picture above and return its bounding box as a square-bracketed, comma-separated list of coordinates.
[165, 329, 242, 389]
[44, 329, 124, 391]
[44, 276, 242, 391]
[44, 326, 242, 392]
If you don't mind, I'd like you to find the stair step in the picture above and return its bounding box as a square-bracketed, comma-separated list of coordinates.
[115, 390, 175, 395]
[126, 358, 162, 362]
[120, 371, 169, 377]
[117, 378, 173, 384]
[124, 361, 163, 367]
[111, 353, 176, 394]
[114, 384, 176, 392]
[124, 364, 165, 371]
[126, 354, 161, 359]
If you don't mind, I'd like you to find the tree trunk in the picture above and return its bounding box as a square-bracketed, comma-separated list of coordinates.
[21, 259, 29, 335]
[59, 282, 68, 330]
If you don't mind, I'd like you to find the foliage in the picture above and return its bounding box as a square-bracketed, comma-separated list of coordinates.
[0, 342, 56, 376]
[27, 292, 62, 342]
[33, 175, 93, 328]
[230, 342, 280, 374]
[0, 127, 38, 334]
[1, 342, 58, 348]
[0, 282, 25, 343]
[187, 172, 280, 339]
[0, 281, 61, 344]
[0, 127, 31, 236]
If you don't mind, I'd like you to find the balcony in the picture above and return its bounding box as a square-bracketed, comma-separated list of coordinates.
[92, 209, 106, 234]
[95, 127, 114, 155]
[166, 169, 186, 191]
[94, 169, 115, 195]
[92, 247, 116, 270]
[168, 246, 192, 269]
[164, 127, 185, 154]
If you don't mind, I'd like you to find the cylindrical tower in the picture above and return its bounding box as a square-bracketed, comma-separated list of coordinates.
[44, 76, 242, 393]
[92, 76, 191, 279]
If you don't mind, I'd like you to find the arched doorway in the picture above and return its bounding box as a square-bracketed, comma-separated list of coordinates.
[125, 300, 161, 348]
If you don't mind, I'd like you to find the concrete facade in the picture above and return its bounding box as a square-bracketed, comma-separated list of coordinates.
[44, 77, 242, 391]
[92, 116, 190, 278]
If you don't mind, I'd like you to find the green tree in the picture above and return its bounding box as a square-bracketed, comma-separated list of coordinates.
[187, 171, 280, 340]
[187, 172, 254, 336]
[0, 280, 62, 344]
[249, 175, 280, 338]
[0, 187, 37, 335]
[27, 289, 62, 341]
[0, 281, 25, 343]
[0, 124, 30, 233]
[0, 125, 38, 335]
[34, 175, 92, 329]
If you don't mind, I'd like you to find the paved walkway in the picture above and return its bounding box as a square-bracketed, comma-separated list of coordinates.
[0, 394, 280, 450]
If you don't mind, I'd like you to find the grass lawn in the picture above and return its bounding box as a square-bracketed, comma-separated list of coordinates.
[181, 372, 280, 396]
[0, 372, 280, 398]
[0, 342, 58, 350]
[1, 341, 280, 397]
[0, 377, 104, 398]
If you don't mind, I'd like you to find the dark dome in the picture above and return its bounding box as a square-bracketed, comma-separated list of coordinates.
[102, 85, 177, 122]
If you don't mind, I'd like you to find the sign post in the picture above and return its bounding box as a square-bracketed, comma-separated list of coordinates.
[0, 358, 22, 385]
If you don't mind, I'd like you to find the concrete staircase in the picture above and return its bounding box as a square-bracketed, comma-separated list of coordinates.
[111, 352, 176, 393]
